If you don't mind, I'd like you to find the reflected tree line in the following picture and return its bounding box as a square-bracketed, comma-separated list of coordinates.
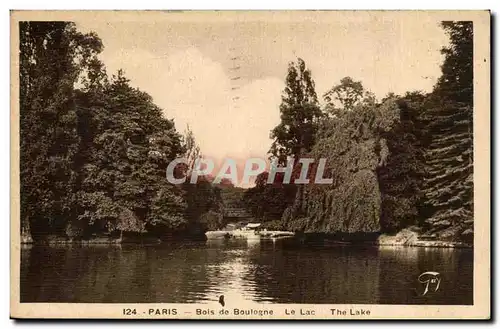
[22, 241, 472, 304]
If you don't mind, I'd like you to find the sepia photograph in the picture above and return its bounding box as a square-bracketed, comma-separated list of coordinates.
[10, 10, 490, 319]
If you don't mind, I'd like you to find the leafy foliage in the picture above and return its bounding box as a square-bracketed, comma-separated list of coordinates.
[249, 22, 474, 243]
[323, 76, 376, 114]
[282, 97, 400, 234]
[376, 92, 426, 232]
[183, 176, 224, 234]
[20, 22, 220, 241]
[243, 172, 296, 221]
[253, 58, 323, 223]
[433, 21, 473, 106]
[19, 21, 475, 244]
[269, 58, 323, 163]
[179, 125, 201, 177]
[20, 22, 103, 239]
[420, 21, 474, 242]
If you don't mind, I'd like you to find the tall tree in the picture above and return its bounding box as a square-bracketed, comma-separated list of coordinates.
[323, 77, 377, 116]
[324, 76, 362, 111]
[433, 21, 473, 106]
[20, 23, 225, 242]
[267, 58, 322, 221]
[421, 21, 473, 242]
[19, 22, 102, 240]
[376, 92, 426, 232]
[183, 125, 201, 173]
[281, 97, 400, 234]
[77, 71, 186, 236]
[177, 128, 224, 236]
[269, 58, 322, 164]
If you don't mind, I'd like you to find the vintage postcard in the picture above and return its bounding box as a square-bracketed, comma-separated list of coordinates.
[10, 10, 490, 320]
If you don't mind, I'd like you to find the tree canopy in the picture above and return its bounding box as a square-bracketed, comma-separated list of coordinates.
[269, 58, 323, 164]
[20, 22, 222, 242]
[243, 21, 474, 243]
[20, 21, 475, 244]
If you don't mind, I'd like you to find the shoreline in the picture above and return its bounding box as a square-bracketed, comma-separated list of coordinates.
[20, 234, 473, 249]
[374, 228, 473, 248]
[373, 240, 472, 249]
[19, 226, 473, 249]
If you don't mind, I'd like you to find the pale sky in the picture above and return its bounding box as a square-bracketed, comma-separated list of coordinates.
[76, 12, 449, 181]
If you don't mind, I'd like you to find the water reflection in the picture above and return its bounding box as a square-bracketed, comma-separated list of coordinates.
[377, 246, 473, 304]
[20, 239, 473, 304]
[247, 242, 382, 304]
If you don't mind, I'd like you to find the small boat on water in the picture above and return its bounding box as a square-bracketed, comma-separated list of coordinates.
[205, 223, 295, 240]
[231, 229, 260, 240]
[260, 230, 295, 238]
[205, 231, 230, 239]
[231, 223, 261, 240]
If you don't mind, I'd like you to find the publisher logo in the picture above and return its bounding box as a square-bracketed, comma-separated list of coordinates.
[418, 272, 441, 296]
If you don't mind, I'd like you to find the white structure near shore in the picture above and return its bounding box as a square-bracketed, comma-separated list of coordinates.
[205, 223, 295, 240]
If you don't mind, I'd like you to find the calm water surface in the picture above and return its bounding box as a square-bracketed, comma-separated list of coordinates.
[21, 238, 473, 304]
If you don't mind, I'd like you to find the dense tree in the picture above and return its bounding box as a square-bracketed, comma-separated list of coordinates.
[269, 58, 323, 164]
[19, 22, 103, 241]
[421, 21, 474, 242]
[266, 58, 324, 222]
[323, 77, 377, 117]
[277, 22, 474, 243]
[19, 21, 476, 244]
[219, 183, 245, 207]
[242, 172, 296, 223]
[112, 208, 145, 241]
[19, 23, 219, 242]
[281, 95, 399, 234]
[77, 71, 187, 237]
[183, 176, 223, 235]
[433, 21, 473, 106]
[182, 125, 201, 174]
[376, 92, 425, 232]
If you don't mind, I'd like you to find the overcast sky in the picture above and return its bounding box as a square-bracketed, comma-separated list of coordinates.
[76, 12, 449, 182]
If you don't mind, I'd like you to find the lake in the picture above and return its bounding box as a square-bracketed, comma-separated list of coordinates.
[20, 238, 473, 305]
